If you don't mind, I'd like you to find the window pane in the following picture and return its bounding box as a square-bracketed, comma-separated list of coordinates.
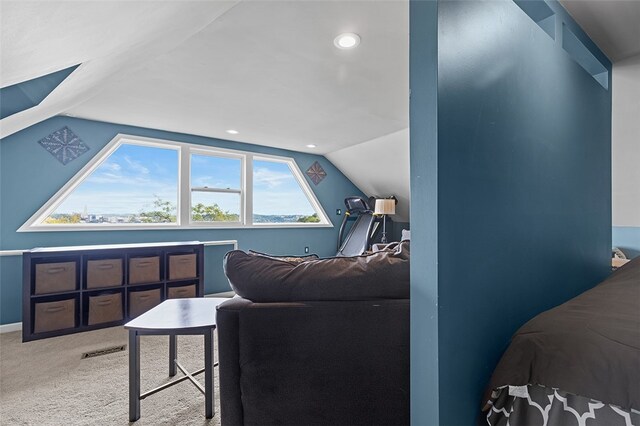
[253, 160, 320, 224]
[190, 154, 241, 222]
[191, 192, 240, 222]
[45, 144, 179, 224]
[191, 154, 241, 190]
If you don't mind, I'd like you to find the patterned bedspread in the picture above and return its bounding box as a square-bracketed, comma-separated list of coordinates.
[485, 385, 640, 426]
[484, 258, 640, 412]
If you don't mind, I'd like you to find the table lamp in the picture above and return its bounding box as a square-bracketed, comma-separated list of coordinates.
[374, 198, 396, 244]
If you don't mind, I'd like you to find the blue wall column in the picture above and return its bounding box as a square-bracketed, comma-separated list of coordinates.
[409, 0, 440, 424]
[410, 0, 612, 423]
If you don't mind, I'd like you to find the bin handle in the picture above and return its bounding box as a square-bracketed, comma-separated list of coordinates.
[97, 264, 114, 270]
[46, 267, 66, 274]
[138, 295, 151, 300]
[45, 306, 65, 313]
[137, 261, 153, 267]
[96, 300, 113, 306]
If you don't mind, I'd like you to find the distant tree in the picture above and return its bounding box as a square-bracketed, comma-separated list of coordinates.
[139, 197, 176, 223]
[44, 213, 82, 224]
[191, 203, 239, 222]
[297, 213, 320, 223]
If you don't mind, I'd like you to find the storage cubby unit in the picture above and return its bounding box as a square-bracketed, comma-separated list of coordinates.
[22, 241, 204, 342]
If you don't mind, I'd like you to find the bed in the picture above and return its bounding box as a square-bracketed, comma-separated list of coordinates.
[482, 257, 640, 425]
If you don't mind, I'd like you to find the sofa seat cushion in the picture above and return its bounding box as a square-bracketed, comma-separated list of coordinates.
[223, 241, 409, 302]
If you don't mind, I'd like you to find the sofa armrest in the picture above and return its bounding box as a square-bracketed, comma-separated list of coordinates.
[216, 297, 409, 426]
[216, 297, 252, 426]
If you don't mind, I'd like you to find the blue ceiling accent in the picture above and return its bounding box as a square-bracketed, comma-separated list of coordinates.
[0, 64, 79, 119]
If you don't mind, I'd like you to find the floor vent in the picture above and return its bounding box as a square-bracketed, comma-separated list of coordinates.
[81, 345, 126, 359]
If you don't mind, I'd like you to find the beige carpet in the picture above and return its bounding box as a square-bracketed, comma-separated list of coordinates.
[0, 327, 221, 425]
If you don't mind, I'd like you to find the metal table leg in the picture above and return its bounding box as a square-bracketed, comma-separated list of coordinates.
[204, 328, 214, 419]
[169, 335, 177, 377]
[129, 330, 141, 422]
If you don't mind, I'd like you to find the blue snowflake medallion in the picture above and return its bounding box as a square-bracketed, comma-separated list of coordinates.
[38, 126, 89, 165]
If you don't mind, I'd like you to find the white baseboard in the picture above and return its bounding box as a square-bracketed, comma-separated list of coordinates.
[0, 322, 22, 334]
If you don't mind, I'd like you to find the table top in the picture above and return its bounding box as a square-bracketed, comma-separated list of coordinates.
[124, 298, 227, 332]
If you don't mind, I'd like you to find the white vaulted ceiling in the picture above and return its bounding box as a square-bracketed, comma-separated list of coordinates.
[0, 1, 240, 138]
[559, 0, 640, 62]
[65, 0, 409, 154]
[1, 0, 409, 155]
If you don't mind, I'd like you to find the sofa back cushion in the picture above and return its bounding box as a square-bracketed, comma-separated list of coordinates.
[247, 250, 319, 264]
[223, 241, 410, 302]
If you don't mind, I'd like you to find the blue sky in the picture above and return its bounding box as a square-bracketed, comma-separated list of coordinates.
[50, 144, 317, 218]
[253, 160, 315, 216]
[54, 144, 178, 216]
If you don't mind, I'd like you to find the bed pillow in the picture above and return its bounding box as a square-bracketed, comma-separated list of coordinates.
[224, 241, 410, 302]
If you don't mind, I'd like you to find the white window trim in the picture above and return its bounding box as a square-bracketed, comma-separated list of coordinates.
[188, 148, 244, 226]
[251, 155, 328, 227]
[19, 134, 333, 232]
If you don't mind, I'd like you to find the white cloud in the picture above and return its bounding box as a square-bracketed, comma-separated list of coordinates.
[123, 155, 149, 175]
[101, 161, 121, 172]
[253, 167, 294, 189]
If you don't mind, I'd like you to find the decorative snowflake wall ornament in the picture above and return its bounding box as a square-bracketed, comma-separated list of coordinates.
[38, 127, 89, 165]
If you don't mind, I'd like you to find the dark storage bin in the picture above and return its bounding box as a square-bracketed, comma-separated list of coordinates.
[88, 293, 123, 325]
[129, 288, 162, 318]
[87, 259, 123, 288]
[129, 256, 160, 284]
[35, 261, 77, 295]
[169, 254, 197, 280]
[167, 284, 197, 299]
[34, 298, 75, 333]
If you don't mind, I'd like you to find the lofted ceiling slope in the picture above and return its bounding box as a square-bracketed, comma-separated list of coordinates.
[559, 0, 640, 62]
[64, 1, 409, 154]
[1, 0, 409, 155]
[326, 129, 410, 222]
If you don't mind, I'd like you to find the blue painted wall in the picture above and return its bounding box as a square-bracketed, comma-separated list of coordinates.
[0, 116, 362, 324]
[613, 226, 640, 258]
[410, 0, 612, 423]
[0, 65, 79, 119]
[409, 0, 440, 424]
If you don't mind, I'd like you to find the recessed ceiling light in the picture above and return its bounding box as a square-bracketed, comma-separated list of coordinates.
[306, 144, 317, 148]
[226, 129, 239, 135]
[334, 33, 361, 50]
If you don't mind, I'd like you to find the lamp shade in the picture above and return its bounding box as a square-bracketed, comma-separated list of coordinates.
[374, 199, 396, 215]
